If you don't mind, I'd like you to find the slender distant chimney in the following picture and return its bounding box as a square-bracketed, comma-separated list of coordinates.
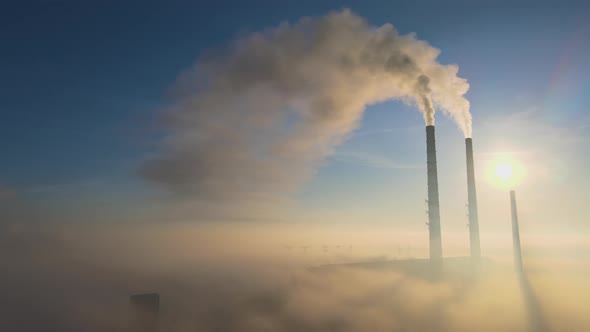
[465, 138, 481, 258]
[426, 125, 443, 265]
[510, 190, 523, 272]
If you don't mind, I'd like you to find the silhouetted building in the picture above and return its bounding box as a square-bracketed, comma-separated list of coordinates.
[130, 293, 159, 332]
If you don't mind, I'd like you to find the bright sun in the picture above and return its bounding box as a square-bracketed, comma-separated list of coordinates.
[485, 154, 525, 188]
[494, 162, 514, 181]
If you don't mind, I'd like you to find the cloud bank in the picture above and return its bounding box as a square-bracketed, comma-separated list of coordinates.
[141, 9, 471, 202]
[1, 223, 588, 332]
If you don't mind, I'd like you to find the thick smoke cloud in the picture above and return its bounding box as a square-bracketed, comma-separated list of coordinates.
[141, 10, 471, 199]
[1, 223, 588, 332]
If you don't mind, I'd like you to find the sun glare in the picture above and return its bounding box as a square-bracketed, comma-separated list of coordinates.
[485, 155, 525, 189]
[494, 162, 514, 181]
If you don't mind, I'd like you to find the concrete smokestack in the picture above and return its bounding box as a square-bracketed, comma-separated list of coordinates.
[426, 125, 443, 265]
[510, 190, 524, 272]
[465, 138, 481, 258]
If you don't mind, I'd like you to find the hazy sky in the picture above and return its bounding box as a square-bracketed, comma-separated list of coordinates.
[1, 0, 589, 242]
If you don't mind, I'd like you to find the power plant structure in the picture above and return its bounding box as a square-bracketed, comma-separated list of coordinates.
[425, 125, 443, 267]
[465, 138, 481, 258]
[319, 123, 532, 282]
[424, 128, 482, 269]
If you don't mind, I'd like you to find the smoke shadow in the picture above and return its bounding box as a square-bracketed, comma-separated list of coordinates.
[517, 268, 551, 332]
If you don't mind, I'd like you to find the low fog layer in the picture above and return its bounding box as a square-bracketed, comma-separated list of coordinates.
[1, 222, 588, 332]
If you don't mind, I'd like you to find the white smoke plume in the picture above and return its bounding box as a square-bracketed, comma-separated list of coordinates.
[142, 9, 471, 200]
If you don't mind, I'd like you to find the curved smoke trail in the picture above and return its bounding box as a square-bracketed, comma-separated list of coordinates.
[142, 9, 471, 202]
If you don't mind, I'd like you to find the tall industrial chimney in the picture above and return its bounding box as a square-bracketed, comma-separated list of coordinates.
[465, 138, 481, 258]
[510, 190, 524, 273]
[426, 125, 443, 265]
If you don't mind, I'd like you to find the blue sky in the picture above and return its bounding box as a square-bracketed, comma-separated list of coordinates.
[1, 0, 589, 236]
